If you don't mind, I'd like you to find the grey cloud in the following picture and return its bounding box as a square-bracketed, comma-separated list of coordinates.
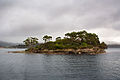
[0, 0, 120, 43]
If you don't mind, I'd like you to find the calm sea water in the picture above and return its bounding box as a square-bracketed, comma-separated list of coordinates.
[0, 48, 120, 80]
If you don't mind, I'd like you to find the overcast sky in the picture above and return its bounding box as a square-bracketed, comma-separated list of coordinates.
[0, 0, 120, 44]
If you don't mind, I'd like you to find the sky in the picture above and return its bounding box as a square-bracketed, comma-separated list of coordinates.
[0, 0, 120, 44]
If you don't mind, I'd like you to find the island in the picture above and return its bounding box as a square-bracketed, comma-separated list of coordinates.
[18, 30, 107, 55]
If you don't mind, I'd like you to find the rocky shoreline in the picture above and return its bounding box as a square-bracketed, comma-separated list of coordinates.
[25, 47, 106, 55]
[8, 47, 106, 55]
[8, 51, 26, 53]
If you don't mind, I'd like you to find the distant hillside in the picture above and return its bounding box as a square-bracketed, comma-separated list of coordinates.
[108, 44, 120, 48]
[10, 44, 27, 48]
[0, 41, 18, 47]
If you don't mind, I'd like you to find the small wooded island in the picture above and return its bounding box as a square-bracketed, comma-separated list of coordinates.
[22, 30, 107, 54]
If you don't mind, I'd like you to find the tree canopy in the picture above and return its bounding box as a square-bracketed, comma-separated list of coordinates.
[24, 30, 107, 50]
[43, 35, 52, 43]
[23, 37, 38, 47]
[56, 37, 61, 40]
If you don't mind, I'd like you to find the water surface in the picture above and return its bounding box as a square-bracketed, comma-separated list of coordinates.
[0, 48, 120, 80]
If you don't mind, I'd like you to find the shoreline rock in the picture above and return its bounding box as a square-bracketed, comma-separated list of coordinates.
[8, 47, 106, 55]
[8, 51, 26, 53]
[25, 47, 106, 55]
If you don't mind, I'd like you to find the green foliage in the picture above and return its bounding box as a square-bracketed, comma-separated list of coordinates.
[25, 30, 107, 51]
[99, 42, 108, 49]
[55, 44, 65, 49]
[81, 42, 88, 48]
[65, 32, 77, 40]
[43, 35, 52, 43]
[23, 37, 38, 47]
[65, 31, 100, 46]
[56, 37, 61, 41]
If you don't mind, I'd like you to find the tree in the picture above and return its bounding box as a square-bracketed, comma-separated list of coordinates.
[56, 37, 61, 41]
[99, 42, 107, 49]
[85, 33, 100, 46]
[65, 32, 77, 40]
[23, 37, 38, 47]
[64, 30, 101, 46]
[43, 35, 52, 43]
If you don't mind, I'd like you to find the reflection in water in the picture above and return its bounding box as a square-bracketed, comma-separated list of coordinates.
[0, 48, 120, 80]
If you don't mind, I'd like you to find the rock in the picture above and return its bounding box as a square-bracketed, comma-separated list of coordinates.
[78, 52, 81, 54]
[21, 47, 106, 55]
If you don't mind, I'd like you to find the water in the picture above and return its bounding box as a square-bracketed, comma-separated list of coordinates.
[0, 48, 120, 80]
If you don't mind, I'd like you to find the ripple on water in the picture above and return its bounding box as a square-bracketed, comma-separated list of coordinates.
[0, 48, 120, 80]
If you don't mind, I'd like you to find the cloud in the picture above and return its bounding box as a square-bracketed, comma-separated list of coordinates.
[0, 0, 120, 43]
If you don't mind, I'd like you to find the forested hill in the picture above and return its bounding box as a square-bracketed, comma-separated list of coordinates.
[108, 44, 120, 48]
[0, 41, 17, 47]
